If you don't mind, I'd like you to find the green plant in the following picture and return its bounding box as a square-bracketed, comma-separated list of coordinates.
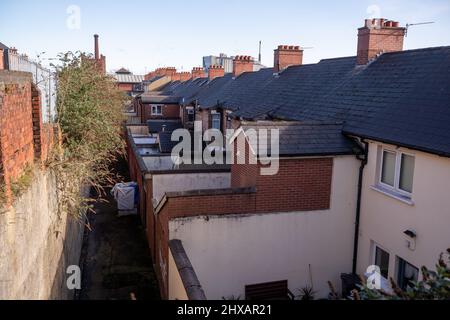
[9, 164, 35, 199]
[354, 249, 450, 300]
[49, 51, 128, 221]
[297, 286, 316, 300]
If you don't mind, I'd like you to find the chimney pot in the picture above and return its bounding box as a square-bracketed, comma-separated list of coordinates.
[274, 44, 303, 73]
[233, 54, 254, 77]
[357, 18, 406, 65]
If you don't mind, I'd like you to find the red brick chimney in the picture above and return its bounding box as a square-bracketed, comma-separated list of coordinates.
[94, 34, 99, 60]
[208, 65, 225, 81]
[233, 56, 254, 78]
[192, 67, 206, 79]
[274, 45, 303, 73]
[357, 18, 406, 65]
[179, 72, 191, 82]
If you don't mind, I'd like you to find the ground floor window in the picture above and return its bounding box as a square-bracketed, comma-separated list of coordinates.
[397, 257, 419, 290]
[374, 245, 390, 279]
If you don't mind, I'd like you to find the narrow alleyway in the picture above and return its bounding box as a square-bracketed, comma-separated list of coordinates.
[78, 159, 160, 300]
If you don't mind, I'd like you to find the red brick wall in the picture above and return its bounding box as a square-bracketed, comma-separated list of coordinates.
[118, 83, 133, 92]
[231, 135, 258, 188]
[255, 158, 332, 212]
[0, 71, 56, 204]
[145, 178, 156, 260]
[143, 104, 181, 122]
[0, 76, 34, 185]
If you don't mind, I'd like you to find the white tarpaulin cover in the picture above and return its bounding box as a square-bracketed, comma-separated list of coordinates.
[111, 182, 138, 211]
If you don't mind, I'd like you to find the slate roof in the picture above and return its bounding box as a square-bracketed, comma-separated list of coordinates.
[137, 46, 450, 157]
[268, 47, 450, 157]
[158, 132, 180, 154]
[147, 120, 183, 133]
[235, 57, 357, 120]
[198, 68, 275, 110]
[240, 121, 359, 157]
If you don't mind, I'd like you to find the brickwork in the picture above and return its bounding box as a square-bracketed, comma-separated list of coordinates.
[233, 56, 253, 77]
[274, 45, 303, 72]
[0, 70, 56, 204]
[208, 65, 225, 81]
[0, 73, 34, 190]
[192, 67, 206, 80]
[357, 19, 406, 65]
[143, 103, 181, 122]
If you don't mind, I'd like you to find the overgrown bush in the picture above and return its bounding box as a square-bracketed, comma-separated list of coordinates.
[50, 52, 128, 222]
[353, 249, 450, 300]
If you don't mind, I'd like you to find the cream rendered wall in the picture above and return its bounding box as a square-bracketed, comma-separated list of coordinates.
[152, 172, 231, 205]
[357, 142, 450, 282]
[168, 250, 189, 300]
[168, 156, 360, 299]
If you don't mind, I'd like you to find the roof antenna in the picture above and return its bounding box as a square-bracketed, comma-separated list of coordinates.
[405, 21, 435, 36]
[258, 41, 262, 63]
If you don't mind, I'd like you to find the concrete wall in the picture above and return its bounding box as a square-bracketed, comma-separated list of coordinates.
[152, 172, 231, 205]
[168, 249, 189, 300]
[0, 170, 84, 300]
[356, 142, 450, 281]
[168, 156, 360, 299]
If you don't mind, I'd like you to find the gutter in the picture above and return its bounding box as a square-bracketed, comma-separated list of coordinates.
[342, 130, 450, 159]
[352, 138, 368, 274]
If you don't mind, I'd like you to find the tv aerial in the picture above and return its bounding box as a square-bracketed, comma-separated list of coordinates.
[405, 21, 435, 36]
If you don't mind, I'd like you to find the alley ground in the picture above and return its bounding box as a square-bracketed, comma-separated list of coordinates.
[78, 159, 160, 300]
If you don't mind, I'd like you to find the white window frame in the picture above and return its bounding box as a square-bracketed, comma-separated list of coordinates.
[371, 242, 390, 280]
[379, 147, 415, 197]
[151, 104, 163, 116]
[211, 111, 221, 131]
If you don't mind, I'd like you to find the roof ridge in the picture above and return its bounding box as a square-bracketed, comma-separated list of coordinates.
[382, 45, 450, 56]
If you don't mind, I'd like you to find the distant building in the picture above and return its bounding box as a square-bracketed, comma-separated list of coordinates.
[112, 68, 144, 96]
[203, 53, 266, 74]
[203, 54, 233, 74]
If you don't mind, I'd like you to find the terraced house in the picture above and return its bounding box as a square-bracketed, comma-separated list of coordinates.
[125, 18, 450, 300]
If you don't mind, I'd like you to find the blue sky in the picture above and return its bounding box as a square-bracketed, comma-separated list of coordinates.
[1, 0, 449, 74]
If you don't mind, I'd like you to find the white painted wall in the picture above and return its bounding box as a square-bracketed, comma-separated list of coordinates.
[168, 250, 189, 300]
[357, 142, 450, 282]
[168, 156, 360, 300]
[152, 172, 231, 206]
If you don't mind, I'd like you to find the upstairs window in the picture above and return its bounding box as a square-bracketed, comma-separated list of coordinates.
[151, 105, 162, 116]
[211, 112, 221, 130]
[186, 108, 195, 122]
[379, 148, 415, 196]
